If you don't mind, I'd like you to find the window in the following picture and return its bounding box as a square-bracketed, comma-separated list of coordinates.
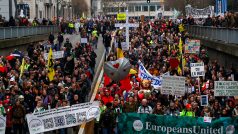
[143, 6, 148, 11]
[150, 5, 155, 11]
[129, 6, 134, 12]
[120, 7, 125, 12]
[135, 6, 141, 11]
[157, 5, 161, 10]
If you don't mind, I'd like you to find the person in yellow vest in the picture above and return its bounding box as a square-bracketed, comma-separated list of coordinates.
[180, 103, 195, 117]
[92, 28, 99, 49]
[68, 21, 74, 34]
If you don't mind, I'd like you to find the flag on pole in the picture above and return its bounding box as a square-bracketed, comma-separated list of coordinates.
[117, 41, 124, 59]
[47, 48, 55, 81]
[19, 58, 25, 78]
[179, 38, 183, 55]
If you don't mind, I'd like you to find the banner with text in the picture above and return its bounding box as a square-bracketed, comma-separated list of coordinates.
[214, 81, 238, 96]
[190, 62, 205, 77]
[138, 62, 162, 89]
[26, 102, 99, 134]
[185, 40, 200, 54]
[161, 76, 186, 96]
[44, 51, 64, 60]
[118, 113, 238, 134]
[117, 13, 126, 21]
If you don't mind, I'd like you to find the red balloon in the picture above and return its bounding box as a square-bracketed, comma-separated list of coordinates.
[138, 93, 144, 100]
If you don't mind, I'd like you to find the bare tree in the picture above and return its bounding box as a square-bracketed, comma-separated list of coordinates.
[72, 0, 88, 18]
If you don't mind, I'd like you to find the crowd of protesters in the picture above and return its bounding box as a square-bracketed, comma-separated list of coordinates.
[0, 18, 116, 134]
[0, 15, 56, 27]
[183, 12, 238, 28]
[95, 18, 238, 134]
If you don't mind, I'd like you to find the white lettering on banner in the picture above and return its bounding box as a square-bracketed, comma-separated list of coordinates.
[27, 101, 100, 134]
[81, 38, 88, 44]
[161, 76, 186, 96]
[214, 81, 238, 96]
[44, 51, 64, 60]
[190, 62, 205, 77]
[138, 62, 162, 89]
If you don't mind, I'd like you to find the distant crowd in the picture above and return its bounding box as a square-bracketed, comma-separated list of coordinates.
[181, 12, 238, 28]
[0, 15, 55, 27]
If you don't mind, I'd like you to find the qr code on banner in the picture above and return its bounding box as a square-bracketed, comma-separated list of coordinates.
[54, 116, 65, 127]
[76, 112, 86, 123]
[65, 114, 76, 125]
[43, 118, 54, 129]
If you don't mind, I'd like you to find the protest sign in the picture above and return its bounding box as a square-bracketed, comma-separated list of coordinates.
[184, 40, 200, 54]
[161, 76, 186, 96]
[0, 116, 6, 134]
[201, 95, 208, 106]
[214, 81, 238, 96]
[118, 113, 237, 134]
[44, 51, 64, 60]
[117, 13, 126, 21]
[138, 62, 162, 89]
[190, 62, 205, 77]
[81, 38, 88, 44]
[26, 102, 99, 134]
[121, 42, 129, 51]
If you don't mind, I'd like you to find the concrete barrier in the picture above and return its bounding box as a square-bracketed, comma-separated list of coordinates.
[78, 31, 117, 134]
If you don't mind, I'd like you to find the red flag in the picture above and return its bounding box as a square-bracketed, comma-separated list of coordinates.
[169, 58, 179, 69]
[120, 75, 132, 92]
[202, 80, 209, 91]
[104, 74, 111, 87]
[6, 55, 14, 61]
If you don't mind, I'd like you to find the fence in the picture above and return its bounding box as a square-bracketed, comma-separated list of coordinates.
[0, 26, 59, 40]
[185, 25, 238, 44]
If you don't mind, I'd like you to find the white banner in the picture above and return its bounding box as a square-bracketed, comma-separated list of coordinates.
[81, 38, 88, 44]
[26, 102, 99, 134]
[185, 5, 214, 18]
[138, 62, 162, 89]
[214, 81, 238, 96]
[0, 116, 6, 134]
[161, 76, 186, 96]
[44, 51, 64, 60]
[190, 62, 205, 77]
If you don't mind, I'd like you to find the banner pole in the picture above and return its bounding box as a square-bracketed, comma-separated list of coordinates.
[198, 76, 201, 93]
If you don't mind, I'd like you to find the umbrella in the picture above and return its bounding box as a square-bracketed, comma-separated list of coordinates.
[104, 58, 131, 82]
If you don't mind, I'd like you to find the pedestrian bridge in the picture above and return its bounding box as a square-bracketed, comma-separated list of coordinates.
[0, 26, 58, 55]
[186, 25, 238, 45]
[186, 25, 238, 69]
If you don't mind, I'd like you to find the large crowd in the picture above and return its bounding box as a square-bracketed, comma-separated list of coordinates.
[182, 12, 238, 28]
[0, 18, 115, 134]
[95, 18, 238, 134]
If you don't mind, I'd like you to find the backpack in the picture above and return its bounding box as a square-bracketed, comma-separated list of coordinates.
[102, 110, 112, 127]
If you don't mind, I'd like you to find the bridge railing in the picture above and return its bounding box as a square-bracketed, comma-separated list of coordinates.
[185, 25, 238, 44]
[0, 26, 59, 40]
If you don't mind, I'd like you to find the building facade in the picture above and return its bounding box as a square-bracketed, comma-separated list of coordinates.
[96, 0, 172, 19]
[16, 0, 72, 20]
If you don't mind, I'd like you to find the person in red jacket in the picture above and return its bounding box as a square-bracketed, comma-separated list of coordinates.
[102, 89, 114, 105]
[4, 99, 13, 134]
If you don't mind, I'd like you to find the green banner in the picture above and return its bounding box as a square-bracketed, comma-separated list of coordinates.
[118, 113, 238, 134]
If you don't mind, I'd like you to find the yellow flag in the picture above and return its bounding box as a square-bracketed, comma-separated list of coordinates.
[182, 55, 186, 68]
[179, 24, 185, 33]
[117, 42, 124, 59]
[20, 58, 25, 78]
[179, 38, 183, 55]
[47, 48, 55, 81]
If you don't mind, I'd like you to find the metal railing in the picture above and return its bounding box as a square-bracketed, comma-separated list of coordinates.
[0, 26, 59, 40]
[185, 25, 238, 44]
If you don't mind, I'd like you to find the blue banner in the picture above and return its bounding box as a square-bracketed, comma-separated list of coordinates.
[216, 0, 227, 15]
